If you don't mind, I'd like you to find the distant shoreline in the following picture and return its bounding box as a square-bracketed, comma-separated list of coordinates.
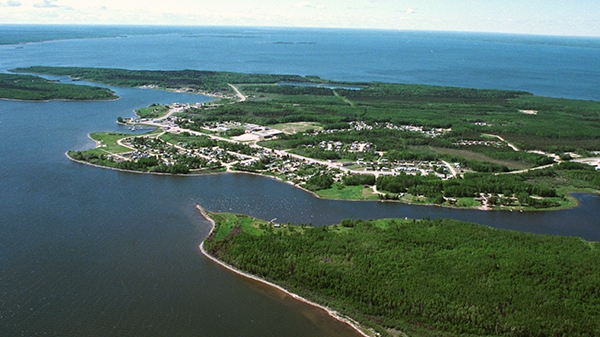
[0, 96, 119, 103]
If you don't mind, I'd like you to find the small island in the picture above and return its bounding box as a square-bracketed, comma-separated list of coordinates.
[199, 207, 600, 337]
[12, 66, 600, 211]
[0, 73, 116, 101]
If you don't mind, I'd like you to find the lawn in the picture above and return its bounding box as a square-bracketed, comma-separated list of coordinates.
[135, 104, 170, 119]
[430, 146, 530, 170]
[316, 185, 379, 200]
[88, 132, 133, 154]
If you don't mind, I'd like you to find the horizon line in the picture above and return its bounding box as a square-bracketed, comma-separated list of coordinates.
[2, 23, 600, 39]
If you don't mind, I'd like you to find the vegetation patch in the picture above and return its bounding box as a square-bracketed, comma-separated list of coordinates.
[430, 147, 530, 170]
[316, 184, 379, 201]
[204, 211, 600, 337]
[0, 73, 116, 101]
[89, 132, 134, 154]
[135, 104, 170, 119]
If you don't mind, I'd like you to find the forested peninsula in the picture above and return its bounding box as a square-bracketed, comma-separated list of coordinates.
[0, 73, 116, 101]
[202, 209, 600, 337]
[11, 66, 600, 211]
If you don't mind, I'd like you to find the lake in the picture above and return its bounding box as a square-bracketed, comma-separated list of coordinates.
[1, 25, 599, 336]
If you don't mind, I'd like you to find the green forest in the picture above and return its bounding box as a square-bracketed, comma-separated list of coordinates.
[204, 211, 600, 337]
[0, 73, 116, 101]
[12, 66, 320, 93]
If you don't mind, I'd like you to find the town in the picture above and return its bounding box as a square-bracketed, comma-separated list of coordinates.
[110, 104, 460, 189]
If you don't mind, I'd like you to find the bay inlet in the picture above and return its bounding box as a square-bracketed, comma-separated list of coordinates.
[1, 26, 599, 336]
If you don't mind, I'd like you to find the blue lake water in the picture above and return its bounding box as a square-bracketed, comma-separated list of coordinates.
[1, 25, 599, 336]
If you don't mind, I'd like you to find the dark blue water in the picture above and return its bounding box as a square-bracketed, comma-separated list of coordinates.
[2, 26, 599, 100]
[1, 26, 599, 336]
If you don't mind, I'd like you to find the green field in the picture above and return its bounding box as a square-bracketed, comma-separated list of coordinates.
[79, 132, 134, 157]
[316, 184, 379, 200]
[135, 104, 170, 119]
[204, 211, 600, 337]
[430, 147, 530, 170]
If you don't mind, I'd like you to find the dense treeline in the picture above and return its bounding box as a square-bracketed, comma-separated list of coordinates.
[304, 174, 334, 191]
[443, 173, 555, 198]
[343, 174, 376, 186]
[372, 171, 561, 208]
[377, 173, 443, 197]
[69, 151, 193, 173]
[12, 66, 320, 93]
[249, 85, 334, 96]
[17, 67, 600, 151]
[205, 212, 600, 337]
[0, 73, 116, 101]
[338, 82, 531, 101]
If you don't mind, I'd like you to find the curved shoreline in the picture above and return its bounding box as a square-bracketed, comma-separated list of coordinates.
[0, 96, 119, 103]
[65, 150, 583, 212]
[195, 205, 375, 337]
[65, 151, 227, 177]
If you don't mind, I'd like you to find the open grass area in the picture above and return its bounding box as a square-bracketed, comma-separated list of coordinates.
[135, 104, 170, 119]
[456, 197, 479, 208]
[430, 146, 530, 170]
[267, 122, 322, 134]
[316, 185, 379, 200]
[160, 132, 210, 145]
[89, 132, 133, 154]
[206, 211, 276, 240]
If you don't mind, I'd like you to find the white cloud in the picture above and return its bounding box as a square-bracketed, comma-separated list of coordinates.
[407, 8, 416, 14]
[294, 1, 326, 10]
[33, 0, 59, 8]
[30, 0, 72, 10]
[6, 0, 22, 6]
[294, 1, 311, 8]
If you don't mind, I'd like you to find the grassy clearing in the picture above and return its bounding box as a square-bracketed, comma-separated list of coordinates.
[316, 185, 379, 200]
[430, 146, 529, 170]
[160, 132, 211, 145]
[456, 197, 478, 208]
[207, 212, 267, 240]
[135, 104, 170, 119]
[206, 211, 300, 240]
[89, 132, 133, 154]
[267, 122, 322, 134]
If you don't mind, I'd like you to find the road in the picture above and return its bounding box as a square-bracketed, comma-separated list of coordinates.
[496, 163, 556, 175]
[228, 84, 246, 102]
[483, 134, 520, 152]
[441, 160, 460, 178]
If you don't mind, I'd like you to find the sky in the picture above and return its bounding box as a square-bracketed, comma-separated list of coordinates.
[1, 0, 599, 37]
